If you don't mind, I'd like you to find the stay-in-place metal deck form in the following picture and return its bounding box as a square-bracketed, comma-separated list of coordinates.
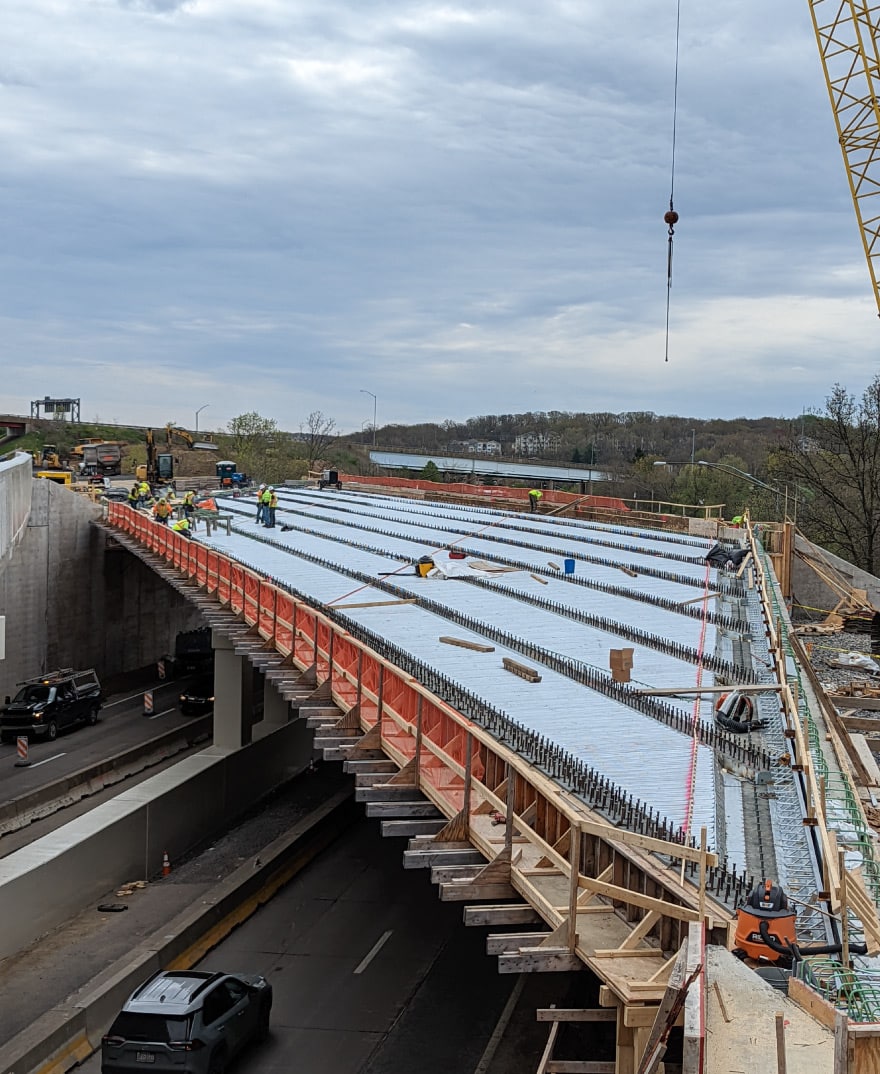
[185, 487, 807, 902]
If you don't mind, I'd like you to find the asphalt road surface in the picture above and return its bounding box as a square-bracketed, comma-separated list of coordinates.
[75, 819, 566, 1074]
[0, 675, 214, 857]
[0, 676, 201, 802]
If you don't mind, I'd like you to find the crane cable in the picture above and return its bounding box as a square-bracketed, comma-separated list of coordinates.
[664, 0, 682, 363]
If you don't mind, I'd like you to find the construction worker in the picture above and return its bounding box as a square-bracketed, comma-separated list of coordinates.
[255, 483, 267, 524]
[260, 484, 272, 527]
[265, 487, 278, 529]
[183, 490, 195, 528]
[127, 483, 139, 508]
[171, 516, 192, 539]
[138, 479, 151, 506]
[153, 498, 172, 525]
[528, 488, 543, 513]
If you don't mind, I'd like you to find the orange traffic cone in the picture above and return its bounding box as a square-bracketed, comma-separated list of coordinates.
[162, 850, 171, 877]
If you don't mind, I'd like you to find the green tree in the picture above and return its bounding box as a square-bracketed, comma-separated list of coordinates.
[774, 376, 880, 573]
[226, 412, 279, 477]
[421, 460, 441, 482]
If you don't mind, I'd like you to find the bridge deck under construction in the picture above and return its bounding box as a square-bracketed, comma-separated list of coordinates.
[191, 489, 767, 860]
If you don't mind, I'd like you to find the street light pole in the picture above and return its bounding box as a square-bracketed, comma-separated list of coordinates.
[195, 404, 210, 433]
[697, 460, 794, 521]
[360, 390, 377, 448]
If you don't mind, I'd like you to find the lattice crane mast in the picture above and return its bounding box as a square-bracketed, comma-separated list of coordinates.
[810, 0, 880, 316]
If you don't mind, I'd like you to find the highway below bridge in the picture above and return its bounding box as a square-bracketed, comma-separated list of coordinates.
[2, 454, 879, 1073]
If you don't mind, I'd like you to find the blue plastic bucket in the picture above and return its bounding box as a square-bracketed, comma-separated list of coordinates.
[563, 558, 575, 575]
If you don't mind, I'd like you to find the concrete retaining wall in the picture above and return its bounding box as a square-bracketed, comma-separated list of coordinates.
[0, 451, 31, 562]
[0, 480, 202, 700]
[0, 718, 315, 960]
[792, 534, 880, 617]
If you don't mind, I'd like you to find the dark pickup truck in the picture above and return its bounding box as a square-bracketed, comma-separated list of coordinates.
[1, 668, 103, 743]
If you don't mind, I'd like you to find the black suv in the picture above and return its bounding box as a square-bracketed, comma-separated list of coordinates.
[102, 970, 272, 1074]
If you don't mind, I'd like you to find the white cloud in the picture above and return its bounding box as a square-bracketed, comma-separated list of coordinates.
[0, 0, 876, 434]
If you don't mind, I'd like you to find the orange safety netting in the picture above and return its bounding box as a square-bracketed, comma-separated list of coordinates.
[258, 581, 276, 642]
[275, 593, 295, 657]
[243, 570, 259, 626]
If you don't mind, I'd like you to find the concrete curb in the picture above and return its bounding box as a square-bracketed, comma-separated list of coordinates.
[0, 786, 357, 1074]
[0, 716, 213, 836]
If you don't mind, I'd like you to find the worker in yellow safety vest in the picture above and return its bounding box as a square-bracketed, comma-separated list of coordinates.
[171, 517, 192, 539]
[153, 498, 172, 525]
[264, 488, 278, 529]
[528, 488, 543, 513]
[138, 480, 151, 506]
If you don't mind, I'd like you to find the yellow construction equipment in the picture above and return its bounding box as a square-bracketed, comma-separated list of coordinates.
[809, 2, 880, 318]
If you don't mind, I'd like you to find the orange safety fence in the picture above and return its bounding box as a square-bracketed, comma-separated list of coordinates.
[206, 550, 220, 594]
[258, 580, 276, 643]
[107, 502, 494, 833]
[293, 606, 317, 670]
[315, 619, 332, 682]
[338, 472, 628, 512]
[230, 563, 245, 615]
[196, 544, 208, 586]
[358, 649, 383, 728]
[275, 592, 295, 657]
[243, 570, 259, 626]
[218, 557, 231, 604]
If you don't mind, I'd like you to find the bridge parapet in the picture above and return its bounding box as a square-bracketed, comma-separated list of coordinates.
[0, 450, 32, 561]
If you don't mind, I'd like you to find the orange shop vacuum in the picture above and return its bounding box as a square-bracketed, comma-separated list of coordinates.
[734, 878, 866, 965]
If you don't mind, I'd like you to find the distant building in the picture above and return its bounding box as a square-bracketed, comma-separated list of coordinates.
[449, 439, 502, 456]
[514, 432, 562, 455]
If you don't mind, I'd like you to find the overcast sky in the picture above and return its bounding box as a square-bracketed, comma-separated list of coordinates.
[2, 0, 877, 434]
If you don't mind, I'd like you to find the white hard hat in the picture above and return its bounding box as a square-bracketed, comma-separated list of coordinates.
[269, 486, 274, 491]
[259, 483, 266, 488]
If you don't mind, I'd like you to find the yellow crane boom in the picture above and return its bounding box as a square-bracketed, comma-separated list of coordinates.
[809, 0, 880, 316]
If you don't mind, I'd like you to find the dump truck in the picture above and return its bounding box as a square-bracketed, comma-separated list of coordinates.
[80, 442, 124, 477]
[163, 627, 214, 678]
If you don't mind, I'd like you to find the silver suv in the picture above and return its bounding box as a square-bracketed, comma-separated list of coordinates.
[101, 970, 272, 1074]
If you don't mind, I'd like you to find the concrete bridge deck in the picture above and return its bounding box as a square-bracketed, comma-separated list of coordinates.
[4, 461, 880, 1072]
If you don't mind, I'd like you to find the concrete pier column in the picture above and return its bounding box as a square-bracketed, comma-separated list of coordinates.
[252, 679, 290, 740]
[212, 630, 253, 749]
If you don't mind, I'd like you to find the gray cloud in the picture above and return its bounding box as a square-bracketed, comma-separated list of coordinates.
[0, 1, 874, 432]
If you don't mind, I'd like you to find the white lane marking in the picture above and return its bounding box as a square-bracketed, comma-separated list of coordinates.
[472, 973, 526, 1074]
[147, 708, 176, 720]
[353, 930, 393, 975]
[103, 682, 177, 709]
[28, 752, 67, 769]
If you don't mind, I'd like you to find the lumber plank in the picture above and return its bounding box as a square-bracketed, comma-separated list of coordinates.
[546, 1064, 615, 1073]
[486, 931, 552, 955]
[439, 635, 496, 652]
[537, 1009, 617, 1023]
[833, 696, 880, 712]
[849, 734, 880, 787]
[502, 657, 542, 683]
[464, 904, 543, 927]
[498, 948, 583, 974]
